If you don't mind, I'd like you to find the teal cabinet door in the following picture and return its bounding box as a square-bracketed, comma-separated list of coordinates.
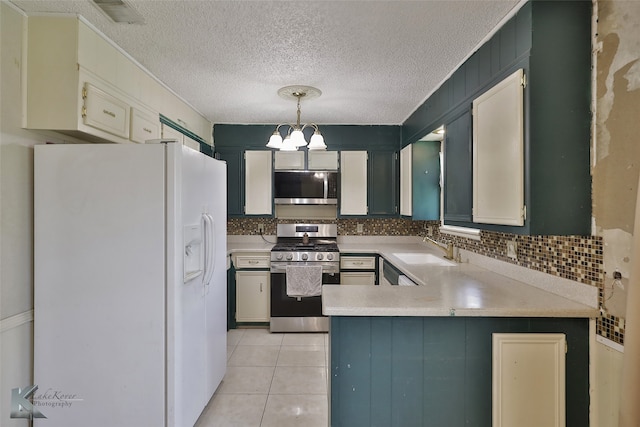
[443, 111, 472, 223]
[368, 150, 398, 216]
[215, 148, 244, 216]
[412, 140, 440, 220]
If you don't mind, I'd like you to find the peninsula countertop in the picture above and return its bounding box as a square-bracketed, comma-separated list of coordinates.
[226, 236, 598, 318]
[326, 242, 598, 318]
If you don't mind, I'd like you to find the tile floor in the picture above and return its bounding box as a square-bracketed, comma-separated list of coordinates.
[195, 328, 329, 427]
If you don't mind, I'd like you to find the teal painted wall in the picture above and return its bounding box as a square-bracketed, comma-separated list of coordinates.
[401, 1, 592, 235]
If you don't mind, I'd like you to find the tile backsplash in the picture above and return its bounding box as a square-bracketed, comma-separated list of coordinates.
[228, 217, 617, 344]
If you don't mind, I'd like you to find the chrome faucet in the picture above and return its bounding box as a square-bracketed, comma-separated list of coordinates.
[423, 236, 455, 260]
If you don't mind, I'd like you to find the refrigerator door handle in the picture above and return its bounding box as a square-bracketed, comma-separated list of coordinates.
[202, 213, 216, 290]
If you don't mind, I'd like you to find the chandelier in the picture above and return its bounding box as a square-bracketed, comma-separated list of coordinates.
[266, 85, 326, 151]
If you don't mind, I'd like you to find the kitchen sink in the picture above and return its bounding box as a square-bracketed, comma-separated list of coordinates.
[392, 252, 457, 267]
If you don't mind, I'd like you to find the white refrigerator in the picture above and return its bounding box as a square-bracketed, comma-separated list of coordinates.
[33, 142, 227, 427]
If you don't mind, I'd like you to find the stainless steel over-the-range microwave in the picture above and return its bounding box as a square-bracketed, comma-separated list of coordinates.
[273, 170, 338, 205]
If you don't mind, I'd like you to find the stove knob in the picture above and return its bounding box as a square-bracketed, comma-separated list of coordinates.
[286, 253, 293, 261]
[317, 253, 324, 260]
[276, 253, 283, 261]
[301, 253, 308, 261]
[327, 253, 334, 261]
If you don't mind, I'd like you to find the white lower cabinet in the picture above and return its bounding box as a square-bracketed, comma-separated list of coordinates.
[235, 271, 270, 322]
[341, 272, 376, 286]
[340, 255, 377, 285]
[492, 333, 566, 427]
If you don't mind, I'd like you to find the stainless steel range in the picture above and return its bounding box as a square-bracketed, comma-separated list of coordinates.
[270, 223, 340, 332]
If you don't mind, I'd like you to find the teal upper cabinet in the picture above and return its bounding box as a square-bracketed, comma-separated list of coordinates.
[368, 150, 398, 216]
[443, 110, 472, 223]
[412, 140, 441, 221]
[215, 147, 244, 217]
[402, 1, 591, 235]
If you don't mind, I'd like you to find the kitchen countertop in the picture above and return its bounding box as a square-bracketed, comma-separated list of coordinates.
[226, 237, 274, 255]
[326, 242, 598, 318]
[226, 236, 598, 318]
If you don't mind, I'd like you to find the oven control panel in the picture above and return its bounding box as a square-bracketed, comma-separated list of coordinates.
[271, 251, 339, 263]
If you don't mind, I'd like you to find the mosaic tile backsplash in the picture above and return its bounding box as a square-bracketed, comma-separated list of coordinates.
[228, 217, 618, 345]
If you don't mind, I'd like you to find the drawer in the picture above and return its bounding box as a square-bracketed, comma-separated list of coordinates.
[233, 253, 270, 269]
[340, 256, 376, 270]
[130, 107, 159, 143]
[341, 272, 376, 286]
[82, 82, 130, 139]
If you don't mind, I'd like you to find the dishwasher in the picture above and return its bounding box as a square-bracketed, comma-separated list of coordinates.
[382, 259, 416, 286]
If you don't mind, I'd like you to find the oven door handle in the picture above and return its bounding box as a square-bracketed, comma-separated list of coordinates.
[270, 264, 288, 273]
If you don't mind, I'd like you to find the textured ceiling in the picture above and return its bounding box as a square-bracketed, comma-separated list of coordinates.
[10, 0, 523, 125]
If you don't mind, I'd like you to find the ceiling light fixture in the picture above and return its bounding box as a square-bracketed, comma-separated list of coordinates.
[266, 85, 326, 151]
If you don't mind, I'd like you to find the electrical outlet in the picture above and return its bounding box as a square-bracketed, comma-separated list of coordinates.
[506, 240, 518, 260]
[356, 223, 364, 233]
[258, 223, 264, 234]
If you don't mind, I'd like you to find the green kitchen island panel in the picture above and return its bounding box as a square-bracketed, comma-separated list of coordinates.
[329, 316, 589, 427]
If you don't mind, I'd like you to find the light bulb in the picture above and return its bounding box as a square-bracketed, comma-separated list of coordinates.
[266, 131, 283, 149]
[290, 129, 307, 147]
[308, 132, 326, 150]
[280, 135, 297, 151]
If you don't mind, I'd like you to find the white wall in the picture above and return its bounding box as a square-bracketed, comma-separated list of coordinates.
[593, 1, 640, 424]
[594, 1, 640, 318]
[0, 3, 66, 424]
[595, 339, 624, 427]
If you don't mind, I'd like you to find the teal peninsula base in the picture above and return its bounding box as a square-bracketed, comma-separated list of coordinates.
[329, 316, 589, 427]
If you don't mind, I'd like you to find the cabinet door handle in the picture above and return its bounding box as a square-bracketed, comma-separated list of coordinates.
[143, 127, 152, 133]
[103, 109, 116, 118]
[248, 260, 259, 265]
[260, 282, 263, 292]
[354, 261, 363, 265]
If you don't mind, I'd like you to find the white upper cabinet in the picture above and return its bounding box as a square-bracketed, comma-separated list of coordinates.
[340, 151, 368, 215]
[400, 144, 412, 216]
[274, 151, 305, 170]
[183, 135, 200, 151]
[130, 107, 159, 143]
[245, 151, 272, 215]
[160, 123, 183, 143]
[82, 83, 130, 140]
[25, 15, 212, 145]
[472, 68, 525, 226]
[308, 151, 339, 170]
